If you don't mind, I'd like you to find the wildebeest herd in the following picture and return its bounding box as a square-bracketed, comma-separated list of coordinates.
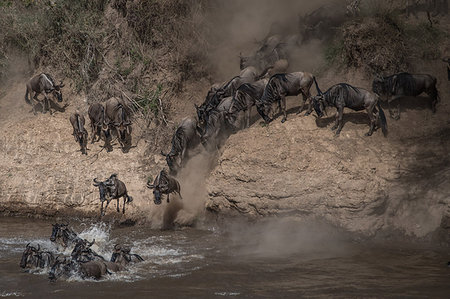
[20, 223, 143, 281]
[24, 33, 440, 219]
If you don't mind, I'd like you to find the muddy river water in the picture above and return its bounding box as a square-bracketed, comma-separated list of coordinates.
[0, 217, 449, 298]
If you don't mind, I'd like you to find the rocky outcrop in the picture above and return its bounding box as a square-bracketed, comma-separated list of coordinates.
[206, 101, 450, 238]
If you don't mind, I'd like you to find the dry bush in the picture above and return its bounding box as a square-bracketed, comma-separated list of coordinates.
[342, 14, 409, 75]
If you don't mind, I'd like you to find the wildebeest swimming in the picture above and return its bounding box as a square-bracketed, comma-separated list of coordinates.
[110, 244, 144, 267]
[226, 78, 269, 129]
[49, 256, 110, 281]
[25, 73, 64, 115]
[256, 72, 315, 123]
[20, 243, 55, 270]
[372, 72, 439, 120]
[70, 239, 107, 263]
[147, 169, 182, 205]
[312, 82, 387, 137]
[93, 174, 133, 217]
[88, 102, 111, 149]
[50, 223, 81, 250]
[69, 111, 88, 155]
[105, 97, 132, 151]
[161, 117, 201, 175]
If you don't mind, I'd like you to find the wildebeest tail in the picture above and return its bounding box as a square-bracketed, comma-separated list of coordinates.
[126, 195, 133, 203]
[377, 101, 388, 137]
[313, 76, 322, 95]
[25, 88, 32, 105]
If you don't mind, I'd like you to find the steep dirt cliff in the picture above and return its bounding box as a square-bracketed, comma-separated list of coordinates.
[206, 67, 450, 239]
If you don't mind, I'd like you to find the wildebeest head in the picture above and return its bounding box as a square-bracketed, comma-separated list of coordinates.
[50, 223, 68, 242]
[311, 94, 325, 118]
[256, 101, 273, 123]
[111, 244, 143, 265]
[20, 243, 40, 268]
[52, 81, 64, 102]
[372, 75, 387, 96]
[93, 178, 114, 202]
[71, 239, 95, 262]
[147, 171, 169, 205]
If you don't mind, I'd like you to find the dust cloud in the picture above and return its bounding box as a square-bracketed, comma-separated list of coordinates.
[203, 0, 333, 80]
[225, 217, 352, 259]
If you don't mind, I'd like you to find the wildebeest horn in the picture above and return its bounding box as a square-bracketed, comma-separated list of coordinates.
[36, 244, 40, 251]
[88, 239, 95, 247]
[59, 81, 65, 88]
[26, 242, 30, 248]
[114, 244, 121, 251]
[160, 151, 167, 157]
[147, 182, 155, 189]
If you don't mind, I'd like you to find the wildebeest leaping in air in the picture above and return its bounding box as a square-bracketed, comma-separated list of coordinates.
[372, 72, 439, 120]
[147, 169, 182, 205]
[312, 81, 387, 137]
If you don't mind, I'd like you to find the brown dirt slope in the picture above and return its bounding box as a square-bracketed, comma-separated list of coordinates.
[206, 64, 450, 239]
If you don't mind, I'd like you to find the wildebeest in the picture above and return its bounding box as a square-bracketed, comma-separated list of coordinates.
[49, 257, 110, 281]
[88, 102, 111, 149]
[93, 174, 133, 217]
[256, 72, 314, 123]
[69, 111, 88, 155]
[298, 4, 347, 43]
[227, 79, 268, 128]
[110, 244, 144, 267]
[70, 239, 105, 263]
[372, 72, 439, 119]
[25, 73, 64, 115]
[161, 117, 201, 175]
[312, 82, 387, 137]
[50, 223, 81, 250]
[201, 97, 233, 150]
[147, 169, 182, 205]
[19, 243, 55, 270]
[196, 66, 259, 128]
[105, 97, 132, 151]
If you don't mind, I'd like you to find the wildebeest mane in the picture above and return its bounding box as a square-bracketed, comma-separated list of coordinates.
[386, 72, 416, 95]
[323, 83, 360, 103]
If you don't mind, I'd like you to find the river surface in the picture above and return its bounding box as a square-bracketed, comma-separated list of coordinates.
[0, 216, 449, 298]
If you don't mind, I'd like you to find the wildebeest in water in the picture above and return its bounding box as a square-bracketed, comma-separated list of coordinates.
[19, 243, 55, 270]
[312, 81, 387, 137]
[372, 72, 439, 120]
[161, 117, 201, 175]
[69, 111, 88, 155]
[49, 223, 81, 250]
[110, 244, 144, 267]
[93, 174, 133, 217]
[25, 73, 65, 115]
[147, 169, 182, 205]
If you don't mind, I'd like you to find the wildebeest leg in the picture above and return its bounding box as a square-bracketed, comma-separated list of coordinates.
[100, 201, 105, 217]
[116, 198, 120, 213]
[122, 196, 126, 214]
[280, 95, 287, 123]
[365, 106, 376, 136]
[167, 193, 170, 203]
[103, 200, 112, 216]
[42, 95, 49, 114]
[246, 108, 251, 128]
[334, 107, 344, 136]
[426, 87, 438, 113]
